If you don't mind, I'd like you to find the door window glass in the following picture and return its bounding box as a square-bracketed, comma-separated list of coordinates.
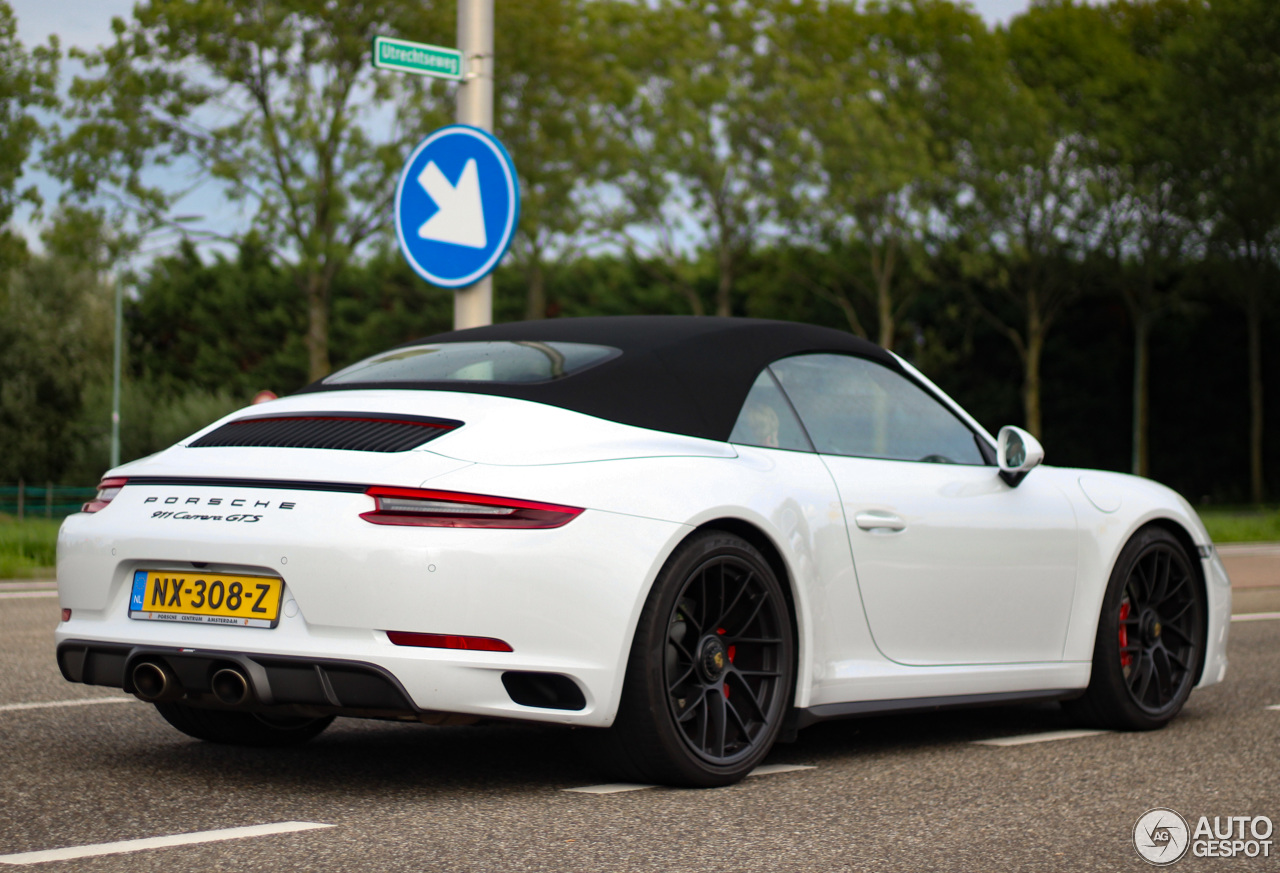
[770, 354, 984, 464]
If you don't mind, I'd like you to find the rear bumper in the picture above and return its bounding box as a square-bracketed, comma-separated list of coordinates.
[56, 486, 690, 727]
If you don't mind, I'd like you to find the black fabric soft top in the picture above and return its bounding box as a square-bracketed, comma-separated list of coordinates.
[300, 316, 899, 442]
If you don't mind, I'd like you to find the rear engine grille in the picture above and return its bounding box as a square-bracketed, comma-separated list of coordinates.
[188, 413, 460, 453]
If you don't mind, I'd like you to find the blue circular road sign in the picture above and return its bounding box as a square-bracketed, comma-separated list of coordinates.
[394, 125, 520, 288]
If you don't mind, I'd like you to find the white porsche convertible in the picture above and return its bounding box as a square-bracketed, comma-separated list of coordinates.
[56, 316, 1230, 786]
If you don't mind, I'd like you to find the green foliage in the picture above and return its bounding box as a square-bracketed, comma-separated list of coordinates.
[66, 378, 246, 483]
[0, 518, 59, 578]
[48, 0, 455, 379]
[128, 238, 308, 396]
[0, 253, 113, 483]
[0, 0, 58, 264]
[5, 0, 1279, 508]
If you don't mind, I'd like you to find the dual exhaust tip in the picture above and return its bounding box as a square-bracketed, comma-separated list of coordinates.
[130, 661, 251, 707]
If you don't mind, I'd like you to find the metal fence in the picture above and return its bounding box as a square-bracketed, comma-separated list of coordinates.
[0, 483, 98, 520]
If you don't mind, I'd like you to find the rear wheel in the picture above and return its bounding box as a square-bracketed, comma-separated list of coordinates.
[1068, 527, 1205, 730]
[154, 702, 334, 747]
[598, 531, 794, 787]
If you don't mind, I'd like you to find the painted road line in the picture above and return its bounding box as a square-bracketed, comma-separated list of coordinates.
[1231, 612, 1280, 622]
[0, 822, 334, 866]
[0, 698, 136, 713]
[973, 729, 1111, 747]
[1266, 705, 1280, 711]
[0, 591, 58, 600]
[749, 764, 817, 777]
[563, 783, 656, 795]
[0, 581, 56, 591]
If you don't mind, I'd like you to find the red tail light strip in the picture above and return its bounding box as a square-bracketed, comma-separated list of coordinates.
[360, 486, 583, 529]
[82, 477, 129, 513]
[386, 631, 513, 652]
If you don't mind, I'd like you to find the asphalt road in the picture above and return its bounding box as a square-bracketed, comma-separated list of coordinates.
[1, 553, 1277, 872]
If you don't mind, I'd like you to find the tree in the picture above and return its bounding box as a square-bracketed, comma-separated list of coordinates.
[1003, 0, 1196, 475]
[1165, 0, 1280, 502]
[959, 2, 1100, 438]
[606, 0, 795, 317]
[780, 0, 999, 349]
[495, 0, 628, 320]
[48, 0, 454, 381]
[0, 251, 112, 483]
[0, 0, 57, 266]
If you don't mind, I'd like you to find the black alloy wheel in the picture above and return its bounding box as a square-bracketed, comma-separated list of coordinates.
[1067, 527, 1206, 730]
[597, 531, 795, 787]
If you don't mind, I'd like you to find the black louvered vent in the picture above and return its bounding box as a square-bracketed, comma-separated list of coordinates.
[188, 413, 460, 453]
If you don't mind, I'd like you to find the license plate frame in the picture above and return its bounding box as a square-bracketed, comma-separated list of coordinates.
[128, 570, 284, 628]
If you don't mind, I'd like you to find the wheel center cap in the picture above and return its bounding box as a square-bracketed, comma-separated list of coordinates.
[1140, 609, 1163, 644]
[698, 637, 728, 682]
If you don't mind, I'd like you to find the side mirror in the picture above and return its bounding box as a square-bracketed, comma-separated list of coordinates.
[997, 425, 1044, 487]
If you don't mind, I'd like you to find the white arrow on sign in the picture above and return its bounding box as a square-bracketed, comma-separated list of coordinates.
[416, 159, 487, 249]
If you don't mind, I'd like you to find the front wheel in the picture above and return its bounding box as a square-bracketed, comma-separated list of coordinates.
[597, 531, 795, 787]
[154, 702, 334, 747]
[1067, 527, 1206, 730]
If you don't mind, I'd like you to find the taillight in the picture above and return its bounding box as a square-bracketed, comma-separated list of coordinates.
[386, 631, 513, 652]
[82, 477, 128, 513]
[360, 486, 583, 529]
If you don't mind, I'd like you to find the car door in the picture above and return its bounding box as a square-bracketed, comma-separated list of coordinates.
[770, 354, 1079, 666]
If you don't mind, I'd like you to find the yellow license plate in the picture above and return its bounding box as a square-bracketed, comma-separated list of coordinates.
[128, 570, 283, 628]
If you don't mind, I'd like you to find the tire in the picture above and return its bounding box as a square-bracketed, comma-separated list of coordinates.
[1067, 526, 1206, 730]
[154, 702, 334, 747]
[597, 531, 795, 787]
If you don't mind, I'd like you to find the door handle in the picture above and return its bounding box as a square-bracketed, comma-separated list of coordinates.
[854, 511, 906, 532]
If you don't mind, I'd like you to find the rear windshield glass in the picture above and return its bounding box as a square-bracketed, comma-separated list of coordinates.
[322, 341, 619, 386]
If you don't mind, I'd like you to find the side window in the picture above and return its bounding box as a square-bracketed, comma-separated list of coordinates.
[770, 354, 985, 465]
[729, 369, 814, 452]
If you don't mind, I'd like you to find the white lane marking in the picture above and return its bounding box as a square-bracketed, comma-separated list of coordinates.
[973, 729, 1110, 747]
[1232, 612, 1280, 622]
[564, 763, 817, 793]
[1266, 705, 1280, 711]
[0, 591, 58, 600]
[0, 698, 136, 713]
[0, 822, 334, 866]
[748, 763, 817, 777]
[0, 581, 56, 591]
[563, 783, 656, 794]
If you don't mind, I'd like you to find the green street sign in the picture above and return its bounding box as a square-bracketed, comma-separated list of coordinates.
[372, 36, 464, 81]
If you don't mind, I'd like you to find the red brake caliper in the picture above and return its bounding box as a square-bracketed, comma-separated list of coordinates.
[718, 628, 735, 698]
[1118, 601, 1132, 668]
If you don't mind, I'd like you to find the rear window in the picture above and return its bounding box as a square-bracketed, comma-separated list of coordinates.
[323, 341, 619, 386]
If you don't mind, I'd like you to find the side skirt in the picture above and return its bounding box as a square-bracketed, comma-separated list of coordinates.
[785, 688, 1081, 735]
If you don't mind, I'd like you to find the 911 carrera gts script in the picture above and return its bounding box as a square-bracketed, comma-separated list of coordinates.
[150, 511, 263, 522]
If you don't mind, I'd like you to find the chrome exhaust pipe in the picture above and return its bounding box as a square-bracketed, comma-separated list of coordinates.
[131, 661, 181, 701]
[210, 667, 251, 706]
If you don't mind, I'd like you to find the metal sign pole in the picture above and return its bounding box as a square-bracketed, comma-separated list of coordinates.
[454, 0, 494, 329]
[110, 272, 123, 468]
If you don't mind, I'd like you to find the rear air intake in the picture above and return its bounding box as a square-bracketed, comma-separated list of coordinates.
[188, 413, 460, 453]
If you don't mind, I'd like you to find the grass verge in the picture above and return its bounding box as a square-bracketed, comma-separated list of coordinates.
[1199, 507, 1280, 544]
[0, 516, 59, 578]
